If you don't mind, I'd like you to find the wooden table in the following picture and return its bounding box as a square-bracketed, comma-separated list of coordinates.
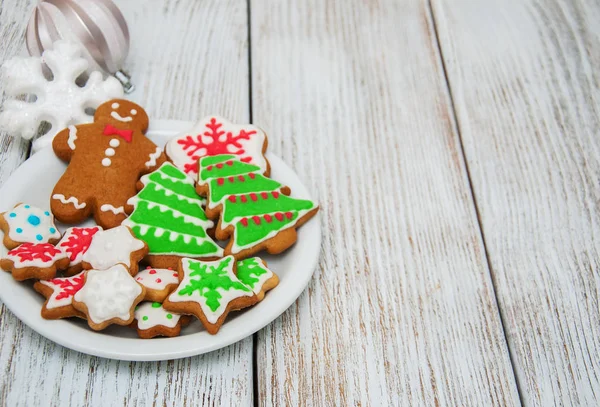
[0, 0, 598, 405]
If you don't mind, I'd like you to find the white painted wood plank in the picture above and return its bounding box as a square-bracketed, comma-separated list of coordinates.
[0, 1, 253, 405]
[432, 0, 600, 405]
[251, 0, 519, 405]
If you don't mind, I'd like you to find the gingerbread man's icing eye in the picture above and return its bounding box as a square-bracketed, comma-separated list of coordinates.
[130, 109, 137, 115]
[111, 102, 120, 109]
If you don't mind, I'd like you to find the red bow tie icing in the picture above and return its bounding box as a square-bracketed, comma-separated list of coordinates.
[103, 124, 133, 143]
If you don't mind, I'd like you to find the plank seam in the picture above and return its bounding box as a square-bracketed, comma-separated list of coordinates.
[426, 1, 525, 405]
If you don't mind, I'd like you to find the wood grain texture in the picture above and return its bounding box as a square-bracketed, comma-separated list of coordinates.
[431, 0, 600, 405]
[251, 0, 519, 405]
[0, 1, 253, 405]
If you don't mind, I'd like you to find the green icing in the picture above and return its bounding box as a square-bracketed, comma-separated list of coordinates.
[222, 194, 314, 224]
[199, 156, 261, 182]
[137, 183, 206, 219]
[234, 212, 299, 248]
[130, 225, 221, 257]
[209, 174, 282, 205]
[177, 257, 251, 312]
[236, 258, 269, 289]
[200, 154, 235, 166]
[124, 162, 222, 257]
[198, 155, 317, 253]
[160, 163, 187, 180]
[146, 171, 198, 200]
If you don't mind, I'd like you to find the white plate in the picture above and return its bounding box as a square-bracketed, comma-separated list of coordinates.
[0, 119, 321, 361]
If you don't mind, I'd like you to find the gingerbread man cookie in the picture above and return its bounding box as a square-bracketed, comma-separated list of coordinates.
[51, 99, 166, 229]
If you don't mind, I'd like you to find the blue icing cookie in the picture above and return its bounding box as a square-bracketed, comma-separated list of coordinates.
[1, 203, 61, 247]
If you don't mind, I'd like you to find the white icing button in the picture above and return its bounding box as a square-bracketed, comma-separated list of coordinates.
[102, 158, 111, 167]
[105, 148, 115, 157]
[110, 139, 120, 148]
[130, 109, 137, 115]
[111, 102, 120, 109]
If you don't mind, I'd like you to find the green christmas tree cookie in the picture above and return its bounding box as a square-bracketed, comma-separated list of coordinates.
[163, 256, 258, 334]
[123, 162, 223, 268]
[196, 154, 319, 259]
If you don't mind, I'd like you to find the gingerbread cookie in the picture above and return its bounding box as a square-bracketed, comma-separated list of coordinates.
[0, 203, 61, 250]
[165, 116, 269, 177]
[163, 256, 258, 334]
[122, 162, 223, 268]
[33, 272, 86, 319]
[56, 226, 102, 276]
[1, 243, 69, 281]
[51, 99, 166, 229]
[81, 226, 147, 275]
[196, 154, 319, 259]
[135, 266, 180, 302]
[133, 301, 190, 338]
[236, 257, 279, 301]
[73, 264, 145, 331]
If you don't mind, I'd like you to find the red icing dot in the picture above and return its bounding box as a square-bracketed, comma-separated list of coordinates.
[250, 193, 257, 201]
[238, 175, 245, 182]
[156, 278, 162, 283]
[146, 266, 152, 269]
[285, 211, 293, 219]
[216, 163, 223, 169]
[149, 270, 156, 275]
[228, 176, 234, 183]
[241, 195, 247, 203]
[275, 213, 284, 221]
[249, 173, 256, 179]
[272, 191, 280, 198]
[261, 192, 269, 199]
[240, 218, 249, 226]
[252, 216, 261, 225]
[217, 178, 224, 185]
[167, 267, 173, 270]
[229, 195, 237, 203]
[226, 160, 233, 166]
[264, 214, 273, 223]
[172, 273, 178, 277]
[207, 165, 213, 171]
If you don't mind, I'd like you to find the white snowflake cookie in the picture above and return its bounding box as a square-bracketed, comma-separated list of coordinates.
[0, 203, 61, 249]
[81, 226, 147, 275]
[73, 264, 145, 330]
[0, 40, 123, 152]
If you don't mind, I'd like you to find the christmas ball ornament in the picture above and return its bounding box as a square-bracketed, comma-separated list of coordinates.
[25, 0, 133, 92]
[0, 40, 123, 152]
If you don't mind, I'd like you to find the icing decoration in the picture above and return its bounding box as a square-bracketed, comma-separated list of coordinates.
[135, 302, 181, 330]
[81, 226, 145, 270]
[2, 203, 61, 244]
[123, 162, 223, 258]
[100, 204, 125, 215]
[74, 264, 142, 323]
[0, 40, 123, 152]
[168, 256, 253, 324]
[103, 124, 133, 142]
[102, 158, 112, 167]
[57, 227, 102, 267]
[39, 272, 85, 309]
[136, 267, 179, 291]
[145, 147, 163, 168]
[52, 194, 87, 209]
[165, 116, 268, 175]
[6, 242, 67, 268]
[198, 154, 317, 254]
[67, 125, 78, 150]
[236, 257, 275, 295]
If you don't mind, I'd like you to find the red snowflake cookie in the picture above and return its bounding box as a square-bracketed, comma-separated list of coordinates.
[34, 272, 87, 319]
[57, 226, 102, 275]
[0, 242, 69, 281]
[165, 116, 269, 176]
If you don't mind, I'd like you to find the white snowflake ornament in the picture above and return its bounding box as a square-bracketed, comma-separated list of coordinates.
[0, 40, 123, 152]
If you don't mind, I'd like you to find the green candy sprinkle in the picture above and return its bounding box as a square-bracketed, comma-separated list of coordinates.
[142, 316, 149, 321]
[166, 314, 173, 319]
[151, 302, 161, 308]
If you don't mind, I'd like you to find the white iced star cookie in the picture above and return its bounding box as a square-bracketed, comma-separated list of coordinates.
[0, 203, 61, 250]
[81, 226, 147, 275]
[133, 301, 189, 339]
[135, 267, 180, 302]
[73, 264, 145, 330]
